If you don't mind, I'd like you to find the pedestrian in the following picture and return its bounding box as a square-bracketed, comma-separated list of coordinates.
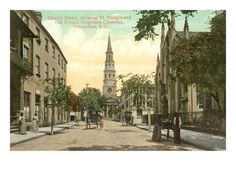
[32, 113, 39, 132]
[152, 113, 162, 142]
[18, 111, 26, 134]
[172, 112, 182, 144]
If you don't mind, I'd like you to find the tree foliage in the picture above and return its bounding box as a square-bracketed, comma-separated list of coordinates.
[134, 10, 197, 41]
[45, 78, 70, 110]
[67, 91, 80, 112]
[171, 11, 226, 91]
[44, 78, 70, 134]
[118, 74, 154, 108]
[170, 11, 226, 111]
[78, 87, 105, 111]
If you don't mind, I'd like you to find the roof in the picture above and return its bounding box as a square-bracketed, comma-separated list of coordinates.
[10, 11, 37, 38]
[176, 31, 203, 38]
[26, 10, 68, 64]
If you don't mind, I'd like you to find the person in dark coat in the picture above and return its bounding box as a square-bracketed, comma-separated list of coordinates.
[152, 113, 162, 142]
[172, 112, 182, 144]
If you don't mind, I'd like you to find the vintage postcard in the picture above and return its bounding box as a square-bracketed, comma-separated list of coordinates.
[10, 10, 226, 151]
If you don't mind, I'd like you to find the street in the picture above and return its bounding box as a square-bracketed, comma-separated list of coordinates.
[11, 120, 203, 151]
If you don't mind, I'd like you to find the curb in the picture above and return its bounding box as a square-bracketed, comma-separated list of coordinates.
[10, 125, 76, 146]
[10, 133, 46, 146]
[136, 125, 217, 151]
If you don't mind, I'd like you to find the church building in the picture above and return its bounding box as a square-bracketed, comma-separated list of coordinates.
[103, 35, 119, 119]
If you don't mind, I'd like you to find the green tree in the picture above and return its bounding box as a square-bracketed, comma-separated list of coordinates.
[134, 10, 197, 41]
[118, 74, 154, 108]
[44, 78, 70, 135]
[78, 87, 105, 112]
[67, 91, 80, 113]
[170, 11, 226, 111]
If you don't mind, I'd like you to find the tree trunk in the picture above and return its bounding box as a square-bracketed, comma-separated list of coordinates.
[210, 90, 221, 112]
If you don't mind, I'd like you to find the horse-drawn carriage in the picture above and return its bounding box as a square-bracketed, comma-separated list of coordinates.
[85, 109, 104, 129]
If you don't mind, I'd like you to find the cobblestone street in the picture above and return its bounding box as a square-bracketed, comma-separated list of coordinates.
[11, 120, 203, 151]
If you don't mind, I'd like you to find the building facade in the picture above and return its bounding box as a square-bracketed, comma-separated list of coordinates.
[155, 13, 225, 130]
[120, 87, 154, 125]
[10, 10, 68, 126]
[102, 35, 119, 119]
[155, 13, 204, 122]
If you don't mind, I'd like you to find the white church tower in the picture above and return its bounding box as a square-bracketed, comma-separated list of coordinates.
[103, 34, 117, 98]
[103, 35, 119, 119]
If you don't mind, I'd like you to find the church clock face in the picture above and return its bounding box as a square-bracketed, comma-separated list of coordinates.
[107, 88, 112, 93]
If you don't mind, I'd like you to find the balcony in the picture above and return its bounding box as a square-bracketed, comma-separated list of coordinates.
[10, 48, 33, 75]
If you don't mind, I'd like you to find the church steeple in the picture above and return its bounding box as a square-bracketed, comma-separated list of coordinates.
[171, 11, 175, 29]
[184, 16, 189, 39]
[103, 34, 116, 98]
[107, 34, 112, 52]
[161, 22, 165, 44]
[106, 34, 113, 62]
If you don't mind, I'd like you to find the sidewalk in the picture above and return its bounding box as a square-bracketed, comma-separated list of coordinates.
[10, 122, 76, 146]
[137, 124, 226, 151]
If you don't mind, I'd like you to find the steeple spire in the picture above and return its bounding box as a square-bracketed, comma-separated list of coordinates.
[107, 34, 112, 51]
[184, 16, 189, 39]
[171, 11, 175, 29]
[184, 16, 189, 31]
[161, 22, 165, 44]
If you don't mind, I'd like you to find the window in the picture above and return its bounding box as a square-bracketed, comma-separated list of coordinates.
[36, 27, 41, 44]
[198, 100, 204, 109]
[44, 97, 49, 124]
[52, 46, 55, 58]
[61, 59, 63, 69]
[58, 73, 60, 79]
[137, 109, 142, 116]
[109, 73, 111, 78]
[107, 88, 112, 93]
[22, 14, 29, 26]
[64, 63, 66, 73]
[24, 92, 30, 121]
[36, 55, 40, 76]
[45, 38, 48, 52]
[45, 63, 49, 79]
[58, 54, 60, 65]
[23, 45, 29, 59]
[35, 94, 41, 122]
[52, 68, 55, 79]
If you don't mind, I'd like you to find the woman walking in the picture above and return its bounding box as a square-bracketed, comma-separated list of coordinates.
[32, 113, 39, 132]
[18, 112, 26, 134]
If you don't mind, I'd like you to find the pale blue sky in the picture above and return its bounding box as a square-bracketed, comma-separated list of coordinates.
[39, 10, 217, 93]
[41, 10, 215, 41]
